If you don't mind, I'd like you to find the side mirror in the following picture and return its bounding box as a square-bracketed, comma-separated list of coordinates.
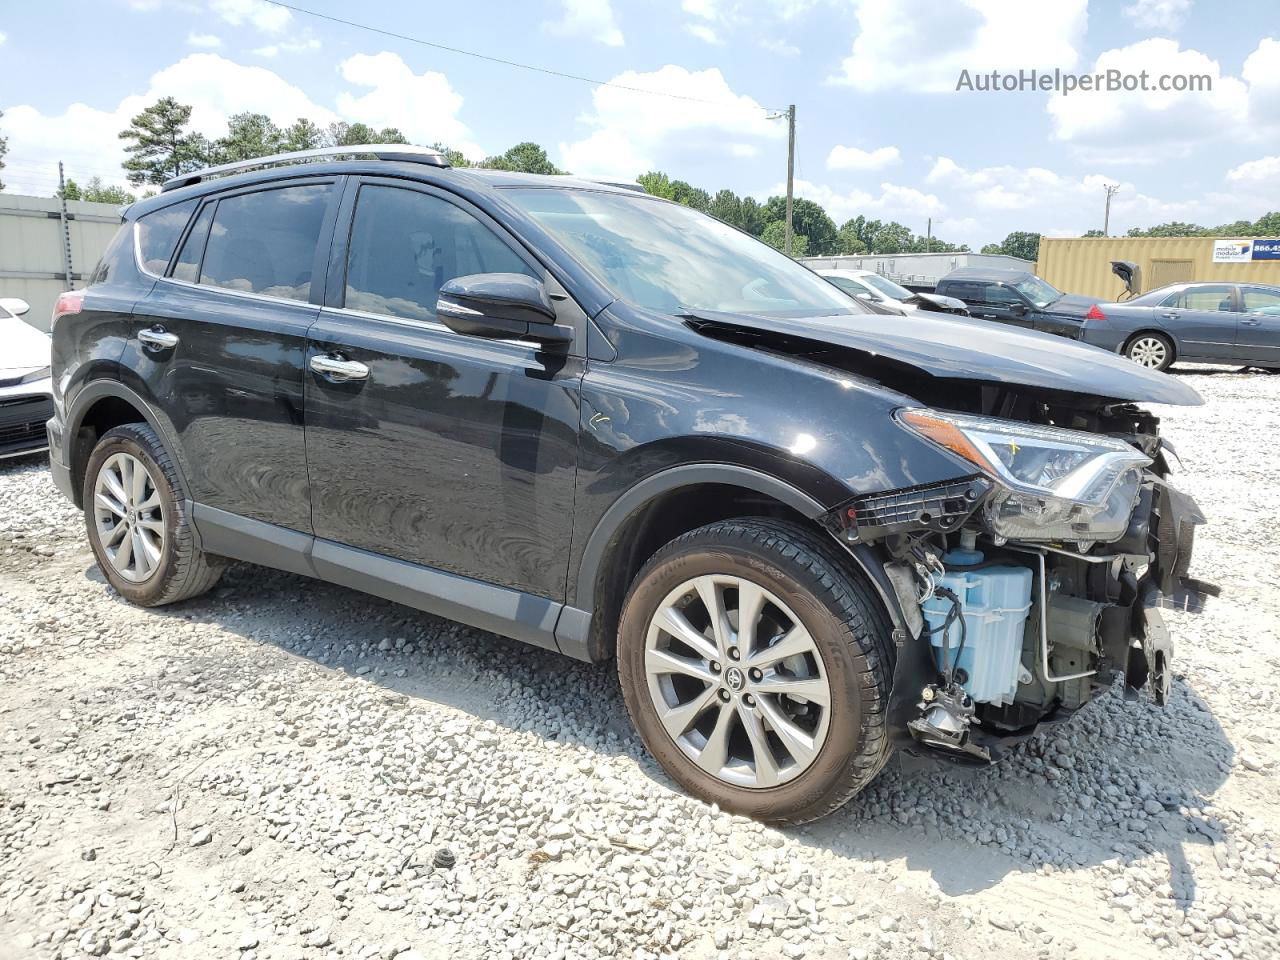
[436, 274, 572, 349]
[1008, 301, 1027, 316]
[0, 297, 31, 317]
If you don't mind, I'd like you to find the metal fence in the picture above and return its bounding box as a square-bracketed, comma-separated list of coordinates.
[0, 193, 124, 332]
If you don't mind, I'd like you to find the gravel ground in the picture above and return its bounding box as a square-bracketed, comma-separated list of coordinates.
[1, 365, 1278, 960]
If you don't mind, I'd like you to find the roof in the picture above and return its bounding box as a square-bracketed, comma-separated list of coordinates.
[940, 266, 1035, 283]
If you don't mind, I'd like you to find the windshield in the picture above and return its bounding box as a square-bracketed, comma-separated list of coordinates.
[1013, 275, 1062, 308]
[860, 273, 912, 301]
[504, 188, 864, 318]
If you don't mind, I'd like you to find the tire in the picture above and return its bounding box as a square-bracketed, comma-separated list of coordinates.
[617, 518, 894, 825]
[1125, 332, 1174, 371]
[82, 423, 224, 607]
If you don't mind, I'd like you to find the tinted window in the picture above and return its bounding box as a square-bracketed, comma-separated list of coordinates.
[172, 203, 215, 283]
[199, 184, 332, 302]
[137, 200, 197, 275]
[979, 283, 1022, 305]
[825, 276, 870, 298]
[1241, 287, 1280, 314]
[86, 222, 132, 286]
[344, 185, 534, 322]
[1178, 285, 1234, 311]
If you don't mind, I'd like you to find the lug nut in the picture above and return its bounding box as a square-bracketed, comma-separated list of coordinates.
[749, 668, 762, 682]
[743, 694, 755, 707]
[728, 647, 740, 661]
[718, 689, 731, 702]
[710, 661, 721, 674]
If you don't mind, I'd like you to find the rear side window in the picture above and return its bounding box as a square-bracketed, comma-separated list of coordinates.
[1177, 285, 1234, 311]
[136, 200, 198, 276]
[86, 223, 132, 286]
[1241, 287, 1280, 314]
[198, 184, 333, 302]
[172, 203, 216, 283]
[344, 185, 534, 323]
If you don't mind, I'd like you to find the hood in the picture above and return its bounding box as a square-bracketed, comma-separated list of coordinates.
[1, 317, 52, 374]
[911, 292, 969, 314]
[1041, 293, 1098, 317]
[686, 309, 1202, 406]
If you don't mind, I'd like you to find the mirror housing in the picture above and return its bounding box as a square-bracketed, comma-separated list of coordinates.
[1008, 301, 1028, 317]
[0, 297, 31, 317]
[436, 274, 572, 349]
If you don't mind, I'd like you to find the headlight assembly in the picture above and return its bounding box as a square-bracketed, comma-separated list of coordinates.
[897, 408, 1151, 543]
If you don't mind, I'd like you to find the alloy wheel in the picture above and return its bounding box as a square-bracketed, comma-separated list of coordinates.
[643, 574, 831, 788]
[92, 452, 165, 583]
[1129, 336, 1169, 369]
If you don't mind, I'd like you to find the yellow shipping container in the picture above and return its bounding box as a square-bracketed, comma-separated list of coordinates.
[1036, 236, 1280, 301]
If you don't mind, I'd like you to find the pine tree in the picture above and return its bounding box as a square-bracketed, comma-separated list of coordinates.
[118, 97, 209, 186]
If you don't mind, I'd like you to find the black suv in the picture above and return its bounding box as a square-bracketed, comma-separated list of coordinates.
[935, 267, 1098, 339]
[48, 146, 1207, 823]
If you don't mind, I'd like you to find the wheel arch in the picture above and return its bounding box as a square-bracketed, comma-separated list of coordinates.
[1123, 328, 1177, 365]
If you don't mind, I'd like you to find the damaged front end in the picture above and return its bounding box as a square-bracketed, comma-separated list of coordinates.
[824, 397, 1212, 765]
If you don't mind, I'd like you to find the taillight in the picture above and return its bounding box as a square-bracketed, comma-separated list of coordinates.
[51, 290, 84, 331]
[1085, 304, 1107, 324]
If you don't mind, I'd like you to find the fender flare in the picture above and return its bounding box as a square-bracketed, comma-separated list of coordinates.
[64, 379, 192, 508]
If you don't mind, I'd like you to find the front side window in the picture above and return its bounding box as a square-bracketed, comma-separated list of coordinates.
[1241, 287, 1280, 314]
[1012, 276, 1061, 308]
[344, 185, 534, 323]
[982, 284, 1022, 306]
[1179, 285, 1235, 312]
[861, 273, 912, 301]
[136, 200, 197, 276]
[504, 188, 864, 318]
[825, 275, 871, 299]
[199, 184, 333, 302]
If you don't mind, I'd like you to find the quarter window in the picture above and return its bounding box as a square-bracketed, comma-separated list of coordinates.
[198, 184, 333, 302]
[343, 185, 535, 322]
[136, 200, 197, 276]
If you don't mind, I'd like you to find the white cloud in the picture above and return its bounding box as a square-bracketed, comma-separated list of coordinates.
[1226, 155, 1280, 184]
[0, 31, 7, 45]
[1046, 38, 1249, 155]
[559, 65, 783, 179]
[0, 51, 481, 194]
[210, 0, 292, 33]
[833, 0, 1087, 93]
[335, 53, 481, 157]
[546, 0, 624, 47]
[1124, 0, 1191, 31]
[688, 24, 722, 44]
[252, 37, 322, 58]
[1243, 37, 1280, 131]
[683, 0, 719, 18]
[186, 32, 223, 49]
[768, 178, 942, 224]
[826, 144, 900, 171]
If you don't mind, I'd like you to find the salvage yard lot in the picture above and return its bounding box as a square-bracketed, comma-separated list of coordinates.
[2, 366, 1278, 960]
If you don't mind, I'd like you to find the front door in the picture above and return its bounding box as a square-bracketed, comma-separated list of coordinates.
[1158, 283, 1238, 360]
[1237, 286, 1280, 365]
[971, 282, 1034, 329]
[129, 179, 341, 532]
[304, 179, 583, 601]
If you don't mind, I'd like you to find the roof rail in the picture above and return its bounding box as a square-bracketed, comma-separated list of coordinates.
[161, 144, 450, 192]
[591, 180, 646, 193]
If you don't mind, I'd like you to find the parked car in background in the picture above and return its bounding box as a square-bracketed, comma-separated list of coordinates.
[49, 145, 1204, 824]
[818, 268, 969, 316]
[1080, 281, 1280, 371]
[0, 297, 53, 459]
[935, 268, 1097, 339]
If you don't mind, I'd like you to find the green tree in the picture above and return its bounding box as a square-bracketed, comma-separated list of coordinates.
[762, 196, 837, 254]
[280, 118, 324, 152]
[1083, 229, 1106, 237]
[430, 143, 473, 167]
[118, 96, 210, 186]
[1251, 212, 1280, 235]
[668, 180, 710, 212]
[213, 112, 283, 163]
[997, 230, 1041, 261]
[482, 141, 565, 175]
[0, 110, 7, 192]
[60, 177, 135, 204]
[637, 170, 676, 199]
[325, 122, 409, 147]
[761, 221, 808, 256]
[1127, 221, 1208, 238]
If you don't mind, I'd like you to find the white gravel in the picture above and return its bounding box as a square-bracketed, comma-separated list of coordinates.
[1, 365, 1278, 960]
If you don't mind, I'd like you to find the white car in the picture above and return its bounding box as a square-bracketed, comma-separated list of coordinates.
[817, 268, 970, 317]
[0, 298, 54, 460]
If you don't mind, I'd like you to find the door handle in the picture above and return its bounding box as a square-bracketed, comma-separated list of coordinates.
[138, 326, 179, 351]
[1160, 312, 1179, 320]
[310, 353, 369, 382]
[1240, 317, 1261, 326]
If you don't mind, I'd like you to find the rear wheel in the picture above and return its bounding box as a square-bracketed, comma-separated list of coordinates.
[1125, 332, 1174, 371]
[83, 424, 224, 606]
[617, 518, 894, 824]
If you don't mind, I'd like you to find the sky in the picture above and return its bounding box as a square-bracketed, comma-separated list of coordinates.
[1, 0, 1279, 249]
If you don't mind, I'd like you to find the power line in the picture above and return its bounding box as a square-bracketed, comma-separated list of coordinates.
[259, 0, 783, 113]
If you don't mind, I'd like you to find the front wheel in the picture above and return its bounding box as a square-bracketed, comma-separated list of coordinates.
[617, 519, 895, 824]
[1125, 332, 1174, 371]
[83, 424, 224, 606]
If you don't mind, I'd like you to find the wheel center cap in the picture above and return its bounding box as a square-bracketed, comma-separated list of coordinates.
[725, 667, 746, 692]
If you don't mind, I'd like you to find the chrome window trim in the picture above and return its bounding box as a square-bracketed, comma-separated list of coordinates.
[155, 274, 317, 309]
[325, 304, 545, 354]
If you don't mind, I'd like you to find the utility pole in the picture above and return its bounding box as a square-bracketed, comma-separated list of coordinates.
[1103, 183, 1120, 236]
[926, 217, 932, 253]
[784, 104, 796, 255]
[57, 161, 75, 289]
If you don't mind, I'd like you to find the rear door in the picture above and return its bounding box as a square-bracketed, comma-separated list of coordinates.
[1237, 286, 1280, 365]
[128, 177, 342, 532]
[304, 177, 583, 601]
[1158, 284, 1238, 360]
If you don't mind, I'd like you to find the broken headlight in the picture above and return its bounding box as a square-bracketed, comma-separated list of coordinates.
[897, 408, 1151, 543]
